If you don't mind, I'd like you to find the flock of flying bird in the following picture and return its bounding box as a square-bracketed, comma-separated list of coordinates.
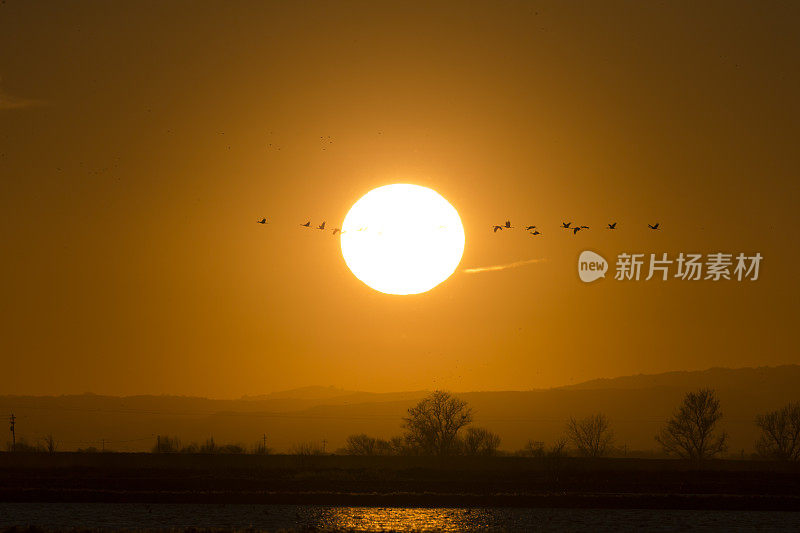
[256, 217, 661, 236]
[257, 217, 346, 235]
[492, 220, 660, 235]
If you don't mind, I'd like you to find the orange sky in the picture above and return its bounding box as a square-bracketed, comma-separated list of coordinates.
[1, 1, 798, 397]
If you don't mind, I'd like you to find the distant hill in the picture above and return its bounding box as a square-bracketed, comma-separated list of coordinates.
[1, 365, 797, 455]
[558, 365, 800, 392]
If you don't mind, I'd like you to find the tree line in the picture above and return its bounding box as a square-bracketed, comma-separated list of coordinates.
[6, 389, 799, 461]
[338, 388, 800, 462]
[151, 435, 271, 455]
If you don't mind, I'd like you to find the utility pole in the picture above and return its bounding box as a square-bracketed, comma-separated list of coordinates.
[321, 438, 327, 454]
[262, 433, 267, 452]
[101, 439, 105, 453]
[9, 413, 15, 452]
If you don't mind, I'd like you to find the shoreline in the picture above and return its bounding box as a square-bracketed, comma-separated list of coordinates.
[3, 489, 800, 511]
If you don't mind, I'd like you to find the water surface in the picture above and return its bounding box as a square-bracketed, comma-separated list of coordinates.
[1, 503, 799, 532]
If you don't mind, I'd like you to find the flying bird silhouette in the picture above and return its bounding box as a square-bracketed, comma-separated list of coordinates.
[256, 217, 267, 224]
[525, 225, 536, 231]
[648, 223, 660, 230]
[301, 221, 311, 227]
[561, 222, 571, 228]
[332, 228, 341, 235]
[530, 230, 541, 236]
[580, 225, 589, 229]
[607, 222, 617, 229]
[493, 225, 503, 233]
[572, 227, 583, 235]
[504, 220, 512, 229]
[317, 221, 326, 230]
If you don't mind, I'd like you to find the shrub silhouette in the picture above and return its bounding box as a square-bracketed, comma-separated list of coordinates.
[5, 438, 43, 452]
[290, 441, 325, 456]
[217, 443, 245, 454]
[199, 437, 217, 454]
[152, 435, 181, 453]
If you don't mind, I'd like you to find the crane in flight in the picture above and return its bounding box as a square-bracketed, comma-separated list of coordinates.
[317, 221, 326, 230]
[301, 221, 311, 227]
[256, 217, 267, 224]
[607, 222, 617, 229]
[648, 223, 660, 230]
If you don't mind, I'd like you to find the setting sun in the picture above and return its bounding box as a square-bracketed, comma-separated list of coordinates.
[340, 184, 465, 295]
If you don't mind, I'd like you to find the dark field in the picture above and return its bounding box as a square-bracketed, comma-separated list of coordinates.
[2, 453, 799, 511]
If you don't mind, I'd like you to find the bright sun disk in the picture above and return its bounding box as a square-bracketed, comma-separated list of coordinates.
[340, 184, 465, 295]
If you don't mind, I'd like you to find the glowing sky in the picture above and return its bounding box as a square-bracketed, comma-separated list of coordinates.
[0, 1, 798, 397]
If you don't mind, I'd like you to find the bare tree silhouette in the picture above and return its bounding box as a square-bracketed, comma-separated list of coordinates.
[344, 433, 377, 455]
[341, 434, 407, 456]
[566, 413, 614, 457]
[43, 434, 57, 454]
[656, 388, 728, 461]
[376, 436, 406, 456]
[549, 437, 568, 458]
[461, 427, 501, 456]
[290, 441, 325, 456]
[520, 440, 546, 457]
[755, 402, 800, 461]
[403, 390, 472, 456]
[517, 438, 568, 458]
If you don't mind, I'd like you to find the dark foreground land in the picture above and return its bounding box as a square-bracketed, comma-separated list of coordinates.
[1, 453, 799, 511]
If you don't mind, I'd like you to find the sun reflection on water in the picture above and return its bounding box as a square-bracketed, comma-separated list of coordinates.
[308, 506, 495, 532]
